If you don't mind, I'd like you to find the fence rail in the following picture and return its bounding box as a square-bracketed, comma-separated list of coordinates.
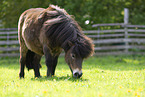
[91, 23, 145, 55]
[0, 28, 19, 57]
[1, 23, 145, 57]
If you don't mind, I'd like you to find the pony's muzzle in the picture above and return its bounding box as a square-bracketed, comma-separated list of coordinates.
[73, 72, 83, 78]
[73, 69, 83, 78]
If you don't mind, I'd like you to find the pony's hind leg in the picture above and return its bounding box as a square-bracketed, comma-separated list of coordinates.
[19, 47, 28, 78]
[18, 15, 28, 78]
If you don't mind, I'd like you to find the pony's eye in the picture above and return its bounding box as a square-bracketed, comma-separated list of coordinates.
[71, 54, 75, 59]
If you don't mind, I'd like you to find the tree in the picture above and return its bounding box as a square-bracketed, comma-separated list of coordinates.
[0, 0, 145, 30]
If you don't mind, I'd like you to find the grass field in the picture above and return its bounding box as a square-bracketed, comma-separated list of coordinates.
[0, 55, 145, 97]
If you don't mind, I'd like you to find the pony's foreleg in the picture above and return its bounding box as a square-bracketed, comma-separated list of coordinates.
[32, 54, 42, 77]
[43, 45, 60, 77]
[51, 56, 59, 75]
[51, 56, 58, 76]
[43, 45, 53, 77]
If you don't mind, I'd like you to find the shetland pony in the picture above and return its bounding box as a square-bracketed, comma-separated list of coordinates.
[18, 5, 94, 78]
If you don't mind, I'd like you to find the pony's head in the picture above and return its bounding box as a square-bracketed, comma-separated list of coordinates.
[65, 36, 94, 78]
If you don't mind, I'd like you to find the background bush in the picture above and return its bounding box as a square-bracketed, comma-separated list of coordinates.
[0, 0, 145, 30]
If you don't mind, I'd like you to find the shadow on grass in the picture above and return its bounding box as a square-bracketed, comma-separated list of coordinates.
[31, 76, 89, 82]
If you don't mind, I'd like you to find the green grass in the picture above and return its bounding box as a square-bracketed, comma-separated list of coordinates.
[0, 55, 145, 97]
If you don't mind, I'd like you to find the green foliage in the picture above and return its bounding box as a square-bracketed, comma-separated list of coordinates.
[0, 0, 145, 29]
[0, 55, 145, 97]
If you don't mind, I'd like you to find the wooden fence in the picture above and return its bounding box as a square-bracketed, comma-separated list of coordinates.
[1, 24, 145, 57]
[90, 23, 145, 55]
[0, 28, 19, 57]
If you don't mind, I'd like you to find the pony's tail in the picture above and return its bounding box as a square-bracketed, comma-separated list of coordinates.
[26, 50, 35, 71]
[26, 50, 41, 71]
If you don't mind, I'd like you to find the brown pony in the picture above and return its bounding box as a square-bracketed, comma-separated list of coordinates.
[18, 5, 94, 78]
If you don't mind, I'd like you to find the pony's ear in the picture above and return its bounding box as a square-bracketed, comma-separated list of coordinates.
[38, 10, 59, 22]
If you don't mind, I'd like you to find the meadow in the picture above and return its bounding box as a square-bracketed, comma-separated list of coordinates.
[0, 55, 145, 97]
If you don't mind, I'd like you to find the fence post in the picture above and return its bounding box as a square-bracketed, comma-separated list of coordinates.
[7, 31, 9, 55]
[97, 26, 100, 47]
[124, 8, 129, 53]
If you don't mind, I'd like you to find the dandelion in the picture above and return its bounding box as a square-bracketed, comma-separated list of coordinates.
[43, 90, 48, 94]
[16, 84, 20, 87]
[134, 92, 137, 96]
[119, 85, 123, 89]
[44, 75, 46, 77]
[5, 84, 9, 86]
[134, 91, 139, 96]
[66, 90, 70, 93]
[62, 70, 65, 72]
[35, 77, 38, 79]
[138, 88, 143, 92]
[98, 93, 102, 97]
[127, 89, 132, 93]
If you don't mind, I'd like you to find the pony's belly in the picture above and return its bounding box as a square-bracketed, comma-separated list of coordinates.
[26, 41, 43, 55]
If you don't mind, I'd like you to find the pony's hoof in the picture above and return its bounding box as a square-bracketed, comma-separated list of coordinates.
[19, 76, 24, 79]
[19, 73, 24, 79]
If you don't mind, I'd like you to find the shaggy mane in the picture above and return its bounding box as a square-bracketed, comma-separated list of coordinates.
[43, 5, 94, 58]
